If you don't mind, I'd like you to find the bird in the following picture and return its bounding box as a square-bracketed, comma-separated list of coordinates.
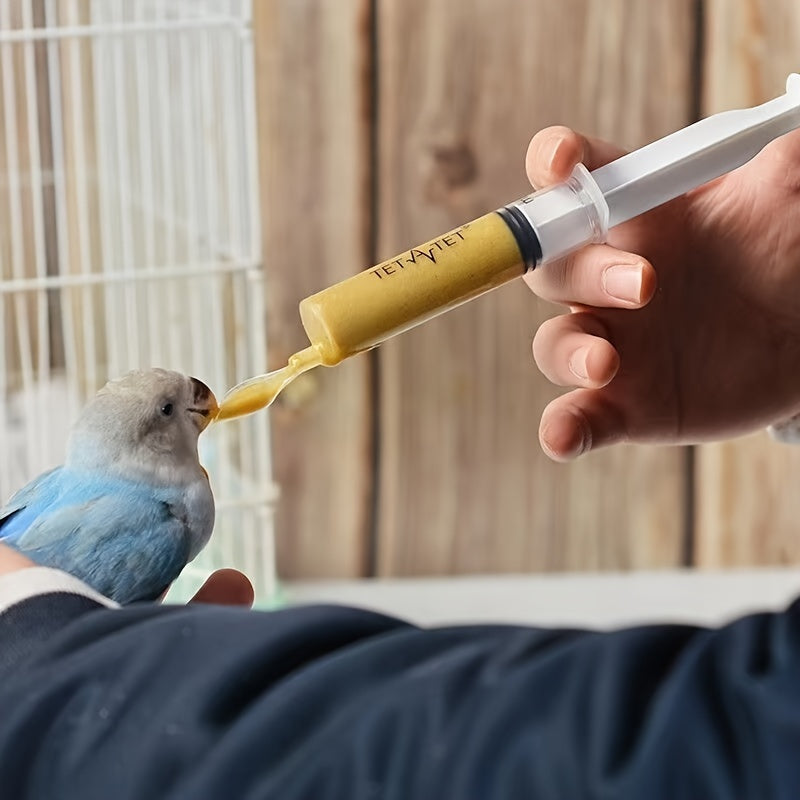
[0, 369, 218, 604]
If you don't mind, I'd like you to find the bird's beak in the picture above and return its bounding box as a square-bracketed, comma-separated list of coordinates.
[188, 377, 219, 432]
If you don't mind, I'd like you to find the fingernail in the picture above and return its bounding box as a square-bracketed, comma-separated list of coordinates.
[543, 136, 563, 174]
[568, 346, 590, 380]
[541, 418, 587, 461]
[603, 264, 643, 304]
[562, 426, 587, 460]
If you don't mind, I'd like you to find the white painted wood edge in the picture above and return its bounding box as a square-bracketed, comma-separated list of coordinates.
[284, 569, 800, 629]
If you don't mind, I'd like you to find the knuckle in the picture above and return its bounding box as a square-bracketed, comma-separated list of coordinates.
[532, 321, 561, 368]
[572, 310, 611, 341]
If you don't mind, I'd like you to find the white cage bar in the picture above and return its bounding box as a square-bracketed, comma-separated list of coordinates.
[0, 0, 278, 602]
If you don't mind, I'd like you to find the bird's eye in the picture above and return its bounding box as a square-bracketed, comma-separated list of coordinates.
[161, 402, 174, 417]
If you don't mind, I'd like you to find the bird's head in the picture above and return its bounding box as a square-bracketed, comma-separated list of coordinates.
[66, 369, 219, 484]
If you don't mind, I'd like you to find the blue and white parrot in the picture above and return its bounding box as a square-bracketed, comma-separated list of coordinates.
[0, 369, 218, 604]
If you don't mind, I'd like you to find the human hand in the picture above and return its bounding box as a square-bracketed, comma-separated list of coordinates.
[0, 542, 253, 606]
[0, 542, 36, 576]
[525, 125, 800, 460]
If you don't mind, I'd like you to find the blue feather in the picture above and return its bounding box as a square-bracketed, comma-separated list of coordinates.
[1, 468, 193, 603]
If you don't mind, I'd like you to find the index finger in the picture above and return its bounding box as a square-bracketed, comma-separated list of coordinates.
[526, 126, 627, 189]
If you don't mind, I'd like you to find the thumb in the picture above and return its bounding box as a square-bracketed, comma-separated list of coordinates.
[744, 128, 800, 190]
[190, 569, 255, 607]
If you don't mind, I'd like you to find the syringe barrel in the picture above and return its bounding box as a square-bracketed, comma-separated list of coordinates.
[299, 212, 526, 366]
[298, 165, 609, 366]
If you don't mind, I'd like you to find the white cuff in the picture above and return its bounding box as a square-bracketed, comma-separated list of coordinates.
[0, 567, 119, 615]
[768, 412, 800, 443]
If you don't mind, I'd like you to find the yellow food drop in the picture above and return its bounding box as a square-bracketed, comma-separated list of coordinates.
[215, 346, 322, 421]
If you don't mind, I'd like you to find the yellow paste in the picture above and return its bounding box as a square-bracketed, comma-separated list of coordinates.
[299, 212, 524, 365]
[217, 211, 524, 421]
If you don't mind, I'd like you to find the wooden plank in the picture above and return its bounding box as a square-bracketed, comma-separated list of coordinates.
[375, 0, 696, 575]
[695, 0, 800, 567]
[252, 1, 374, 578]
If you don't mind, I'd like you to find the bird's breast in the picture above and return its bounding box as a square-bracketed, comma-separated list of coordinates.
[178, 476, 215, 562]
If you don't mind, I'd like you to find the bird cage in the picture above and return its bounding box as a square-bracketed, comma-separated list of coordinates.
[0, 0, 279, 603]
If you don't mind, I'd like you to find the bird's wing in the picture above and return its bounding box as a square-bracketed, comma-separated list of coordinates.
[0, 467, 64, 539]
[12, 486, 191, 604]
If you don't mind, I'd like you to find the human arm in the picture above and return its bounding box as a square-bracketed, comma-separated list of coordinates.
[2, 567, 800, 799]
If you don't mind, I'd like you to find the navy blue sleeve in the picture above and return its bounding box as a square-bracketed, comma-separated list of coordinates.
[2, 593, 800, 799]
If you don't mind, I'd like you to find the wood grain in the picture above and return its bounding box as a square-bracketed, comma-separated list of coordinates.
[695, 0, 800, 567]
[252, 0, 374, 578]
[374, 0, 696, 575]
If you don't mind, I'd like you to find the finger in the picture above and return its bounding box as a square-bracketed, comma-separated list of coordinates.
[0, 542, 36, 576]
[191, 569, 255, 607]
[539, 389, 627, 461]
[526, 126, 626, 189]
[524, 244, 656, 309]
[533, 313, 619, 388]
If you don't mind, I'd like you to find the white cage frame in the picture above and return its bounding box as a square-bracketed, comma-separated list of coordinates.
[0, 0, 278, 602]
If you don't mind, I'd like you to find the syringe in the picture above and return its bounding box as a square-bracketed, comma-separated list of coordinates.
[217, 75, 800, 421]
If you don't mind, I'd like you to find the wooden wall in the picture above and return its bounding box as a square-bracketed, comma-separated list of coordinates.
[253, 0, 800, 579]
